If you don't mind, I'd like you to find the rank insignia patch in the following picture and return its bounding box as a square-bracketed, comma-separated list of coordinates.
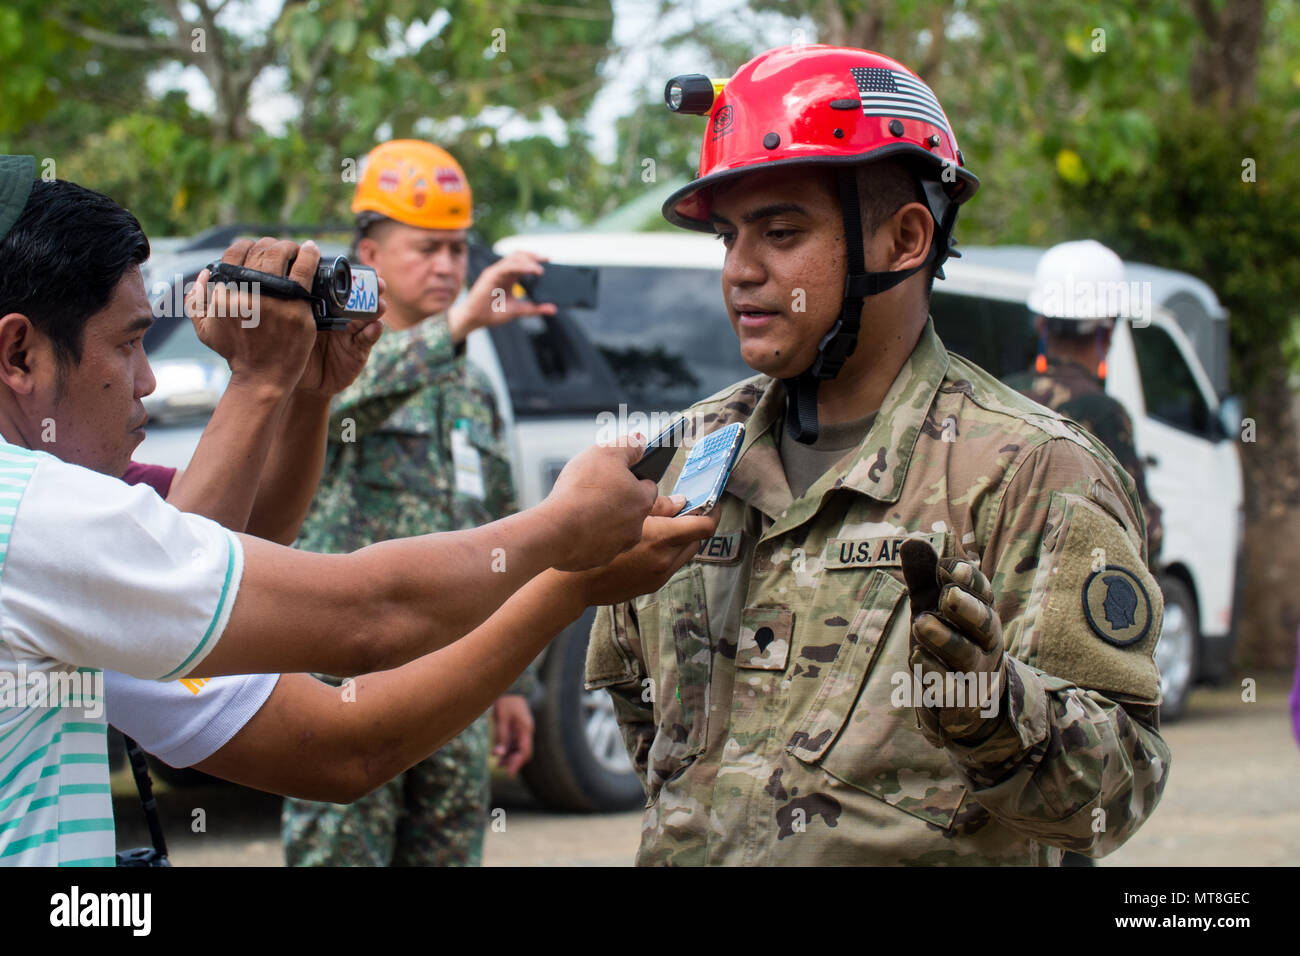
[1082, 565, 1153, 647]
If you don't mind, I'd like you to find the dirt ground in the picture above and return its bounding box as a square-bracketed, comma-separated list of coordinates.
[113, 675, 1299, 867]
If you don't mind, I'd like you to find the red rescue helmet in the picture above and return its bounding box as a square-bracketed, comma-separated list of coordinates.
[662, 46, 980, 443]
[664, 45, 977, 245]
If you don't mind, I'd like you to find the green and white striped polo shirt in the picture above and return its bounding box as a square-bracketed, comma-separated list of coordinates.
[0, 441, 243, 866]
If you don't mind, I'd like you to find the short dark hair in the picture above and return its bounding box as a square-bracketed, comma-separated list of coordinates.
[352, 212, 399, 256]
[0, 179, 150, 370]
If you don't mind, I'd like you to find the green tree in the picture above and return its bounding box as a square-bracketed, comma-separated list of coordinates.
[0, 0, 617, 239]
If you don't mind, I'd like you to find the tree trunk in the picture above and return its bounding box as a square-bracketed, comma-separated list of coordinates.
[1190, 0, 1265, 113]
[1235, 362, 1300, 671]
[821, 0, 884, 49]
[1187, 0, 1292, 673]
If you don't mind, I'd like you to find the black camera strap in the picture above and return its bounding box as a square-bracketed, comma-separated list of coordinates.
[121, 734, 170, 863]
[205, 261, 313, 302]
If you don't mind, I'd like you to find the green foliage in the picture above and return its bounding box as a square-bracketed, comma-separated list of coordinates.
[0, 0, 617, 239]
[1059, 102, 1300, 392]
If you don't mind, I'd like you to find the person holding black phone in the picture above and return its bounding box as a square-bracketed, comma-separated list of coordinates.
[280, 139, 557, 869]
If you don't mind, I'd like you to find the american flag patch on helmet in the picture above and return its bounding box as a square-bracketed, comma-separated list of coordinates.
[850, 67, 949, 131]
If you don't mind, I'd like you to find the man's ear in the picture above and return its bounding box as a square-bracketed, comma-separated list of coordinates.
[355, 237, 380, 268]
[886, 202, 936, 273]
[0, 313, 42, 395]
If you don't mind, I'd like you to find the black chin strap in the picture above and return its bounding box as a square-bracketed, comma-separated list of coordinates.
[782, 169, 925, 444]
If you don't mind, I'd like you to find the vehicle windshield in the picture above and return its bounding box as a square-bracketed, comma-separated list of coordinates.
[494, 265, 753, 415]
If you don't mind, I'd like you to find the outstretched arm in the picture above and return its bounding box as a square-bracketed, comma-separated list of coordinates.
[191, 498, 716, 801]
[192, 440, 656, 680]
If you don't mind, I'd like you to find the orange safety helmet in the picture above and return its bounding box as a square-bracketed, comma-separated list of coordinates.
[351, 140, 473, 230]
[661, 46, 980, 442]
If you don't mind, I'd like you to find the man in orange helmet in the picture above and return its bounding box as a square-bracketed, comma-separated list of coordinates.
[586, 46, 1169, 865]
[281, 140, 554, 867]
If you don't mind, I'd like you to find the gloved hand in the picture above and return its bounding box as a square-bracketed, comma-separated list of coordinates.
[899, 539, 1008, 748]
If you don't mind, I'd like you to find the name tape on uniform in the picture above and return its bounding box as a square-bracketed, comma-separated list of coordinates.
[824, 532, 946, 570]
[694, 531, 743, 564]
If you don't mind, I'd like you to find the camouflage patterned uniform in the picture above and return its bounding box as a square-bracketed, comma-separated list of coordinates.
[281, 314, 536, 867]
[1005, 357, 1163, 566]
[586, 318, 1170, 865]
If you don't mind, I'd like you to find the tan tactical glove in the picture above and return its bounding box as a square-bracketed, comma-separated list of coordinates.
[899, 539, 1008, 748]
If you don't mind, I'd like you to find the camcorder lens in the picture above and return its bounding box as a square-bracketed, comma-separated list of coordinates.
[332, 258, 351, 297]
[313, 256, 352, 310]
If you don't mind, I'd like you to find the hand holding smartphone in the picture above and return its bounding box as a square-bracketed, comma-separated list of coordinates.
[628, 418, 745, 515]
[630, 417, 688, 482]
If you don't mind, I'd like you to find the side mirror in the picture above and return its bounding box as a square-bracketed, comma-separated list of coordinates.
[1217, 394, 1243, 442]
[143, 359, 230, 424]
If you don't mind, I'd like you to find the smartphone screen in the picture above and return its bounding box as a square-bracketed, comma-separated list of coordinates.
[671, 422, 745, 515]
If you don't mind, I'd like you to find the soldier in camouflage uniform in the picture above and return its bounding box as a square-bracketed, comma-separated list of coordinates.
[585, 47, 1169, 865]
[1004, 240, 1164, 566]
[282, 140, 556, 867]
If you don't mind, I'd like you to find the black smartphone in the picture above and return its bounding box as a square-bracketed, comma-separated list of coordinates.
[630, 416, 689, 482]
[523, 263, 599, 310]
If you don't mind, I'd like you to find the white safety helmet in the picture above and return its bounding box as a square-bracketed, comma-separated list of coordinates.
[1028, 239, 1127, 333]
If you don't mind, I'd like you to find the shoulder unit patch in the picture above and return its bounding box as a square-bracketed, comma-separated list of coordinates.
[1082, 565, 1153, 647]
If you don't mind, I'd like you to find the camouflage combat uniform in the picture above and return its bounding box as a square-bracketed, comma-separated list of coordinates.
[281, 315, 536, 867]
[586, 318, 1170, 865]
[1006, 357, 1163, 566]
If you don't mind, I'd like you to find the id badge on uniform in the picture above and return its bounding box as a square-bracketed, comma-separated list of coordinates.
[451, 419, 486, 500]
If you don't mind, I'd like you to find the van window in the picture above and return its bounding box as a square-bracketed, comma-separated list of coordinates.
[1131, 325, 1211, 434]
[492, 266, 752, 415]
[929, 292, 1037, 379]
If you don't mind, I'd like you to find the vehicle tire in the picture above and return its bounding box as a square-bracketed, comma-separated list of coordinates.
[521, 609, 646, 813]
[1155, 576, 1199, 723]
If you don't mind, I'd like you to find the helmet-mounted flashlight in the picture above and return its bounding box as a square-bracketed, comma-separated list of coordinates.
[664, 74, 727, 114]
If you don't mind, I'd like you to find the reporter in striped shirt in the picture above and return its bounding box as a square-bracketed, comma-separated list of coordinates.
[0, 161, 667, 865]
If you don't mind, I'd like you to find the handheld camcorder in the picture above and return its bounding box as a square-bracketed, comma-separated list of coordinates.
[204, 254, 380, 331]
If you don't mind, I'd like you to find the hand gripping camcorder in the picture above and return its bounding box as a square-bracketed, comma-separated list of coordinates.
[204, 255, 380, 331]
